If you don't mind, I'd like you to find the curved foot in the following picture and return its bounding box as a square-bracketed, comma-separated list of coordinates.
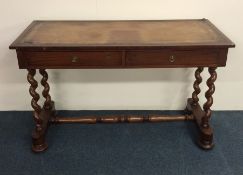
[198, 127, 214, 150]
[32, 143, 48, 153]
[32, 130, 48, 153]
[198, 139, 214, 150]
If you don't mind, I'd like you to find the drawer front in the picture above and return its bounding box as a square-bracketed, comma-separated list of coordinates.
[126, 50, 220, 67]
[126, 51, 170, 66]
[22, 51, 123, 68]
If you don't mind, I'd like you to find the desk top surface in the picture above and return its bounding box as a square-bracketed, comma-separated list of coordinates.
[10, 19, 234, 49]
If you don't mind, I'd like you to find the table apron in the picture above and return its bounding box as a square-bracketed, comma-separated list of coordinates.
[16, 48, 228, 69]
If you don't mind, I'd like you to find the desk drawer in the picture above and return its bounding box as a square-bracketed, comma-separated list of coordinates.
[126, 50, 220, 67]
[22, 51, 123, 68]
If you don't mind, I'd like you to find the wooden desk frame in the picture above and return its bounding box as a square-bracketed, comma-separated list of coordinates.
[9, 19, 235, 152]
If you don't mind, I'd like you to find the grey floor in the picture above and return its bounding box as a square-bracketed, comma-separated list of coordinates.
[0, 110, 243, 175]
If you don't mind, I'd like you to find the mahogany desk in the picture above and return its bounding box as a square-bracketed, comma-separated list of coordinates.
[9, 19, 235, 152]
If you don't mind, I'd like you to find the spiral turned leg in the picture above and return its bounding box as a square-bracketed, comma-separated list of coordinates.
[202, 67, 217, 128]
[192, 67, 204, 106]
[199, 67, 217, 149]
[39, 69, 52, 110]
[27, 69, 48, 152]
[185, 67, 204, 115]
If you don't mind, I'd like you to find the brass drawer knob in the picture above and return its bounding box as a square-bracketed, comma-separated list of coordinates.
[169, 55, 175, 63]
[71, 56, 79, 63]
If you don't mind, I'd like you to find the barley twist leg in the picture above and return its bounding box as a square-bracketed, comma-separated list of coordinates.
[199, 67, 217, 149]
[202, 67, 217, 128]
[27, 69, 48, 152]
[192, 67, 204, 106]
[39, 69, 52, 110]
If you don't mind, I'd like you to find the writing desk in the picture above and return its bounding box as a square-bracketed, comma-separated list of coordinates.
[9, 19, 235, 152]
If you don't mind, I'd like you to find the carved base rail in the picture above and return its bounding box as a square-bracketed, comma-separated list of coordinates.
[50, 114, 194, 124]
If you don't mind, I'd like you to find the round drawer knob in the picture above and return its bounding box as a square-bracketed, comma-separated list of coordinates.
[169, 55, 175, 63]
[71, 56, 79, 63]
